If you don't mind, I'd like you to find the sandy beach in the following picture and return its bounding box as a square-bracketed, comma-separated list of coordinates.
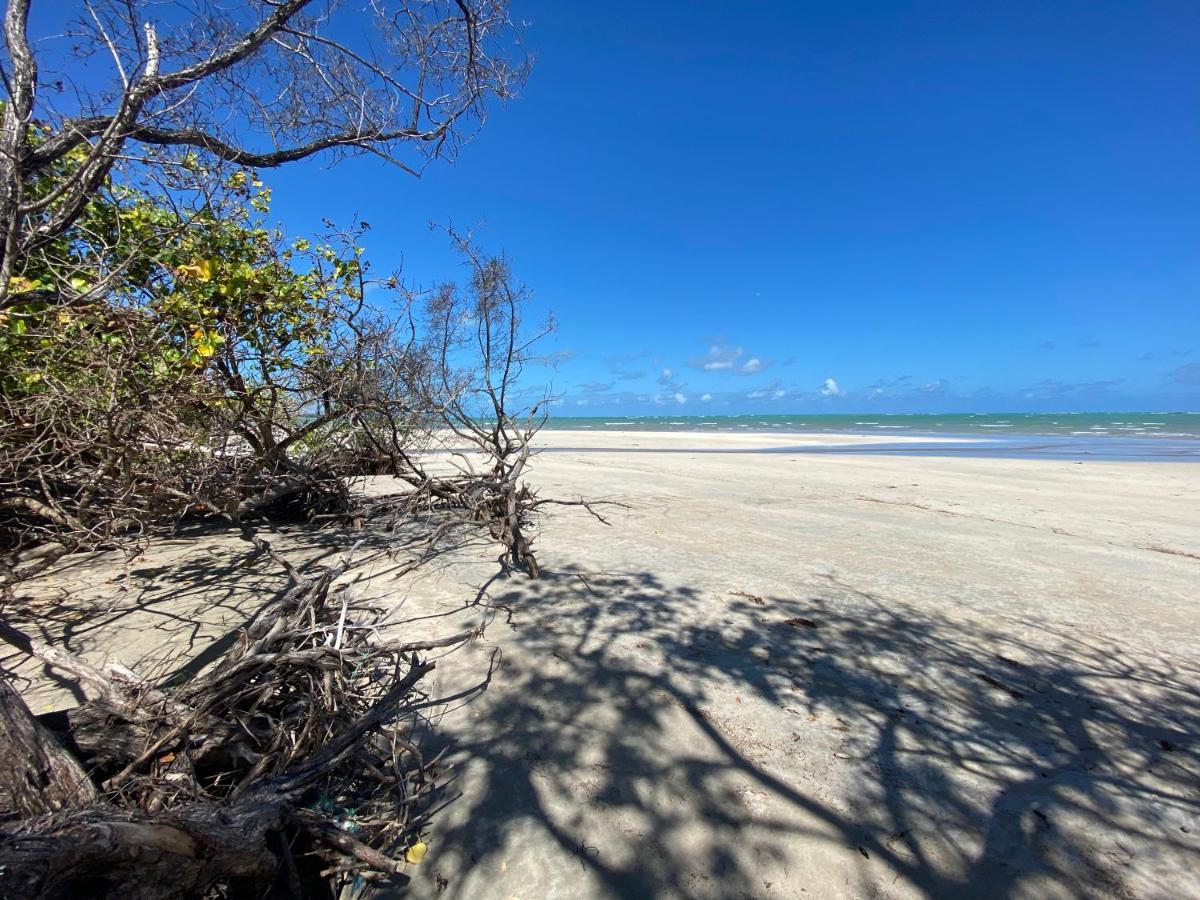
[8, 430, 1200, 898]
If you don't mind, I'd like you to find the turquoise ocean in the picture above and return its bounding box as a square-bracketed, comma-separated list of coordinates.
[542, 412, 1200, 438]
[539, 413, 1200, 461]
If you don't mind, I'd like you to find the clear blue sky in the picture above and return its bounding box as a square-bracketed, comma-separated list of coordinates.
[263, 1, 1199, 414]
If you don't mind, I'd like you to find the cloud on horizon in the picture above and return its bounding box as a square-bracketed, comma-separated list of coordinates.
[1172, 362, 1200, 386]
[820, 377, 845, 398]
[687, 341, 772, 376]
[746, 379, 783, 400]
[1018, 378, 1125, 400]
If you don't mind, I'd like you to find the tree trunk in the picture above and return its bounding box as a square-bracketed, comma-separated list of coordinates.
[0, 676, 98, 819]
[0, 793, 286, 900]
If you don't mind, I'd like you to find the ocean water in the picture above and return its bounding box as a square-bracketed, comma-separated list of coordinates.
[543, 412, 1200, 438]
[539, 413, 1200, 462]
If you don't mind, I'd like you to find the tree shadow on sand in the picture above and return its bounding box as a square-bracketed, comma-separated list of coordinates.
[406, 565, 1200, 899]
[1, 512, 492, 706]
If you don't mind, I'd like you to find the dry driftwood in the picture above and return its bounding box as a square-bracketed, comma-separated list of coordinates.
[0, 529, 474, 899]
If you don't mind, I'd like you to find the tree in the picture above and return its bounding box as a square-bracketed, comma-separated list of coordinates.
[0, 147, 368, 549]
[0, 0, 526, 299]
[0, 0, 528, 554]
[0, 4, 568, 893]
[0, 180, 571, 892]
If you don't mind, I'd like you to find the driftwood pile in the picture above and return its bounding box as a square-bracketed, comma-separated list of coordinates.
[0, 529, 474, 898]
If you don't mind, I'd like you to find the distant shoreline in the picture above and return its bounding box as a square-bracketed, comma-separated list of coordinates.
[541, 412, 1200, 442]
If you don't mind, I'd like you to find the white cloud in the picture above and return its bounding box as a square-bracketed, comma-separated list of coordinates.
[694, 343, 742, 371]
[700, 392, 712, 402]
[658, 368, 674, 384]
[821, 377, 844, 397]
[690, 342, 770, 376]
[674, 392, 687, 404]
[746, 378, 784, 401]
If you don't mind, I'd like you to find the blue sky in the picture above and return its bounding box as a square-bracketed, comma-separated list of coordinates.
[265, 3, 1194, 412]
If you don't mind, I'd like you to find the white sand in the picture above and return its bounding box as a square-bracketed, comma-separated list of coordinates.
[8, 430, 1200, 898]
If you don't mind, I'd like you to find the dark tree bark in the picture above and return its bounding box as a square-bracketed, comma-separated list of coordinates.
[0, 678, 97, 820]
[0, 794, 285, 900]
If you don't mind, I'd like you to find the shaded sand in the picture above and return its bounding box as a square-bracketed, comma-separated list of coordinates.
[8, 430, 1200, 898]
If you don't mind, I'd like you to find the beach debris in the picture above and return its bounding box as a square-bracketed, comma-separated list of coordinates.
[729, 590, 765, 605]
[783, 616, 820, 629]
[974, 671, 1026, 700]
[0, 530, 472, 897]
[406, 842, 430, 864]
[885, 830, 910, 850]
[573, 839, 600, 868]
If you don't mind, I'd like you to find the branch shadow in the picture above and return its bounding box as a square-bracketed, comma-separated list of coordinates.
[406, 565, 1200, 898]
[0, 511, 492, 705]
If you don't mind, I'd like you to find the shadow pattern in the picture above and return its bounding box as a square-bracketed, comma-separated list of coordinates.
[407, 566, 1200, 899]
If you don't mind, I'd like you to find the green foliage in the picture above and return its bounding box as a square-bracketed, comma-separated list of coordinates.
[2, 130, 362, 404]
[0, 129, 380, 544]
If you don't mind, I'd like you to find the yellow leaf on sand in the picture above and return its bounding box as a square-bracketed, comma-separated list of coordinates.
[405, 841, 428, 865]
